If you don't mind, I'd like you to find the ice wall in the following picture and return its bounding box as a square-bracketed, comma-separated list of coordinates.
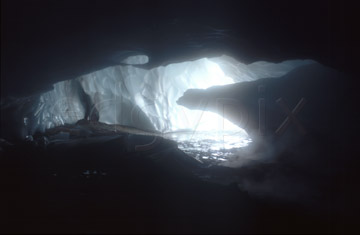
[30, 55, 314, 134]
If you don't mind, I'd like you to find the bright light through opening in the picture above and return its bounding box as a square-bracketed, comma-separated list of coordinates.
[31, 55, 314, 165]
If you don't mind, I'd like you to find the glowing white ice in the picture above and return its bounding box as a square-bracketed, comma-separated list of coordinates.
[33, 55, 314, 138]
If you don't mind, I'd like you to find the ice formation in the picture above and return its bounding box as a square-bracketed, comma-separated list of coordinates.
[121, 54, 149, 65]
[31, 55, 314, 135]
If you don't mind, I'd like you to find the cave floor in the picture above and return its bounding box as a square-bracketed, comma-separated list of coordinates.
[1, 122, 359, 234]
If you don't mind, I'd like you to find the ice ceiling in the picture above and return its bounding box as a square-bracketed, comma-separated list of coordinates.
[33, 55, 313, 135]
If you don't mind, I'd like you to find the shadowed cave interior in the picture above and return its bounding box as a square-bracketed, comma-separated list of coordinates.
[1, 0, 360, 234]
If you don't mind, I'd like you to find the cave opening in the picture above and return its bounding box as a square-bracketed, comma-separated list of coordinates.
[14, 54, 314, 166]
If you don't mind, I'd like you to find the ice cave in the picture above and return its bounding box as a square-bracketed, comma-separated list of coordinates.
[20, 55, 313, 162]
[31, 56, 313, 132]
[2, 1, 359, 233]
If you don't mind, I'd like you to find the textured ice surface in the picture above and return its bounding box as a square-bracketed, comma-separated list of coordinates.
[121, 54, 149, 65]
[165, 130, 253, 165]
[31, 55, 314, 136]
[8, 54, 315, 164]
[33, 79, 86, 132]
